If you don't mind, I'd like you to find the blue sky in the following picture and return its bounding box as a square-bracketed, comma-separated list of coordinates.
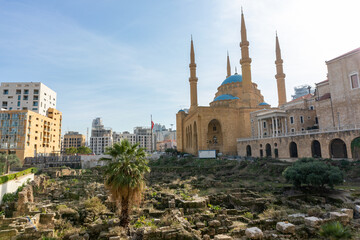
[0, 0, 359, 135]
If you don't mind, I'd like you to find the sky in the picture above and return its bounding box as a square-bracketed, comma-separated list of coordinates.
[0, 0, 359, 135]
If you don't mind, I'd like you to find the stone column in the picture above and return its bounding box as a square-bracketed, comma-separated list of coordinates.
[272, 117, 275, 137]
[285, 118, 288, 135]
[257, 120, 261, 138]
[275, 117, 279, 137]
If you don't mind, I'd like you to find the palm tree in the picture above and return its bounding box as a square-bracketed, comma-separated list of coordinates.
[102, 140, 150, 227]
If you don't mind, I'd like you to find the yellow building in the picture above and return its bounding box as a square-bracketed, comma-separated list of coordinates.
[176, 12, 283, 156]
[62, 131, 86, 153]
[0, 108, 62, 162]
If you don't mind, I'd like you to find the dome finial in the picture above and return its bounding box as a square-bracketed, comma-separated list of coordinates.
[235, 66, 238, 74]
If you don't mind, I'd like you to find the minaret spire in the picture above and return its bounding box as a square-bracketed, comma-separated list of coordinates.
[226, 51, 231, 78]
[240, 9, 252, 92]
[275, 32, 287, 106]
[189, 36, 198, 110]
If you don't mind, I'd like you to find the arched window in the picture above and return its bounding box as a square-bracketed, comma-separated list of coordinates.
[265, 143, 272, 157]
[289, 142, 298, 158]
[311, 140, 322, 158]
[330, 138, 347, 158]
[351, 137, 360, 160]
[246, 145, 252, 157]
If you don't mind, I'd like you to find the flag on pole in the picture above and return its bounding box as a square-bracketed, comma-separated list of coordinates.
[151, 121, 154, 130]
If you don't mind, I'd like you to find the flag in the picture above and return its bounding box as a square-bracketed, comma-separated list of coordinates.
[151, 121, 154, 130]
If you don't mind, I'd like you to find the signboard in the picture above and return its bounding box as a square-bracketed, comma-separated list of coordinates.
[198, 150, 216, 159]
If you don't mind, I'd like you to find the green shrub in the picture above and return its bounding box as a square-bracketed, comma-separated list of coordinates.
[319, 221, 351, 239]
[2, 192, 17, 203]
[84, 197, 108, 215]
[0, 167, 37, 184]
[282, 158, 343, 188]
[208, 204, 222, 213]
[244, 212, 254, 220]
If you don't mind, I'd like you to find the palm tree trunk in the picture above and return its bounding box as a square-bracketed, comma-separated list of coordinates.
[120, 197, 130, 227]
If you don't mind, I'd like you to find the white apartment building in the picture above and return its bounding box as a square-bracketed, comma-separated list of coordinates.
[0, 82, 57, 116]
[90, 136, 112, 155]
[89, 117, 113, 155]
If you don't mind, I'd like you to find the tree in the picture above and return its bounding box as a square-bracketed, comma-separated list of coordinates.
[282, 158, 343, 188]
[65, 147, 77, 155]
[0, 153, 21, 174]
[102, 140, 150, 227]
[77, 146, 92, 155]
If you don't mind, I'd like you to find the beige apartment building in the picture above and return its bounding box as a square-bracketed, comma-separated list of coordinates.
[0, 108, 62, 162]
[62, 131, 85, 153]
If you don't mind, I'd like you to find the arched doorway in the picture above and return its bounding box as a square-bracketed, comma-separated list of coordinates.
[289, 142, 298, 158]
[246, 145, 252, 157]
[351, 137, 360, 160]
[207, 119, 222, 153]
[193, 122, 198, 153]
[330, 139, 347, 158]
[265, 144, 272, 157]
[311, 140, 322, 158]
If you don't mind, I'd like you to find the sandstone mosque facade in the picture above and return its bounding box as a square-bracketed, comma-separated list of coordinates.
[177, 11, 360, 160]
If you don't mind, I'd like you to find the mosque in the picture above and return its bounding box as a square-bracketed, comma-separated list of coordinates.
[176, 11, 287, 156]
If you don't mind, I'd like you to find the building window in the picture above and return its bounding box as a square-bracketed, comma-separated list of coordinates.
[34, 96, 38, 100]
[24, 89, 29, 94]
[301, 128, 305, 131]
[309, 105, 314, 110]
[3, 90, 8, 95]
[32, 108, 38, 110]
[291, 128, 295, 133]
[22, 107, 28, 110]
[16, 89, 21, 94]
[315, 117, 319, 124]
[17, 101, 20, 107]
[23, 95, 28, 100]
[18, 95, 21, 100]
[290, 116, 294, 124]
[300, 116, 304, 124]
[33, 101, 38, 106]
[2, 101, 7, 107]
[263, 121, 267, 128]
[350, 73, 359, 89]
[34, 89, 39, 94]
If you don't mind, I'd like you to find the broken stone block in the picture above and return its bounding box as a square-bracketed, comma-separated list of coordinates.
[245, 227, 263, 239]
[0, 229, 18, 239]
[304, 217, 322, 227]
[214, 234, 233, 240]
[276, 222, 295, 234]
[355, 205, 360, 218]
[341, 208, 354, 219]
[39, 213, 55, 225]
[209, 220, 221, 227]
[109, 236, 121, 240]
[196, 222, 205, 228]
[330, 212, 350, 224]
[169, 199, 175, 209]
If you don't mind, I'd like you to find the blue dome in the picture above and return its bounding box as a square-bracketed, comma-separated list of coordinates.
[259, 102, 269, 106]
[178, 109, 185, 113]
[214, 94, 239, 102]
[221, 74, 243, 85]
